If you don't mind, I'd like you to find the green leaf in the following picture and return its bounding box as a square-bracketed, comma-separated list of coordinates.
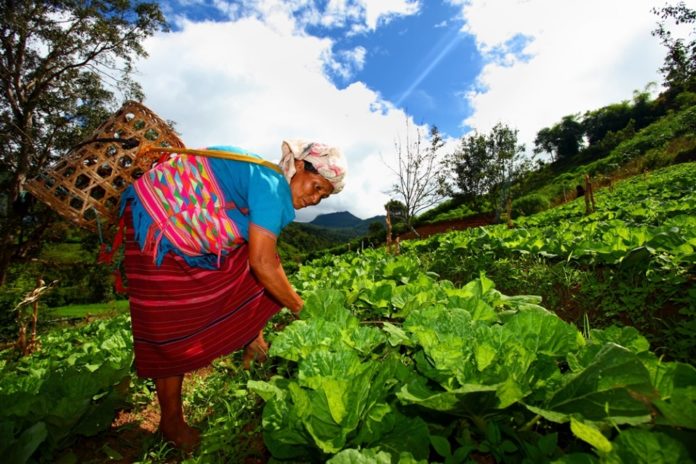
[341, 325, 386, 355]
[503, 307, 583, 357]
[302, 289, 351, 324]
[430, 435, 451, 458]
[475, 343, 497, 371]
[371, 412, 431, 461]
[397, 375, 498, 415]
[101, 444, 123, 460]
[608, 428, 691, 464]
[248, 379, 284, 402]
[326, 448, 392, 464]
[653, 391, 696, 429]
[570, 417, 612, 454]
[5, 421, 47, 464]
[545, 344, 655, 423]
[322, 378, 349, 424]
[381, 322, 413, 347]
[269, 319, 345, 362]
[589, 326, 650, 353]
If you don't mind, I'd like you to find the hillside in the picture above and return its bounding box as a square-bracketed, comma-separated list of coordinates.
[423, 98, 696, 225]
[279, 211, 386, 263]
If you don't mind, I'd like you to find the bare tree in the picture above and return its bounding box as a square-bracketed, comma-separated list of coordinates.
[388, 119, 447, 228]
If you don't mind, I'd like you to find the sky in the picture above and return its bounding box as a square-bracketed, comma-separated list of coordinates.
[134, 0, 666, 221]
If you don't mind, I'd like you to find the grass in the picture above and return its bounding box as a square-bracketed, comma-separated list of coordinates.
[39, 242, 95, 264]
[45, 299, 129, 318]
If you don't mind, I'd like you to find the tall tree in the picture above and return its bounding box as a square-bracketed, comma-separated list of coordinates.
[652, 2, 696, 96]
[0, 0, 167, 285]
[389, 120, 447, 228]
[533, 115, 584, 161]
[446, 123, 527, 213]
[446, 131, 491, 207]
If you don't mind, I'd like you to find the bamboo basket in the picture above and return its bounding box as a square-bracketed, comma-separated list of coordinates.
[24, 101, 185, 233]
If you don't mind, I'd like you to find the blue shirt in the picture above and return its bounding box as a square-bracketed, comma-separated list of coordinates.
[121, 145, 295, 269]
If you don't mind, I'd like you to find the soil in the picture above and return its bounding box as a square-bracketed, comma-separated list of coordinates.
[58, 369, 211, 464]
[398, 212, 497, 241]
[60, 402, 162, 464]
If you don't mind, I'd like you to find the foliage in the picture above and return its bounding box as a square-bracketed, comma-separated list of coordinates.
[0, 315, 133, 463]
[534, 115, 584, 161]
[249, 251, 696, 462]
[652, 1, 696, 97]
[511, 193, 550, 218]
[0, 0, 167, 285]
[407, 162, 696, 362]
[445, 123, 531, 215]
[510, 102, 696, 211]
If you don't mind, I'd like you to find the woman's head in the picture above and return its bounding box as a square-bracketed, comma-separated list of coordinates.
[280, 140, 347, 207]
[289, 159, 334, 209]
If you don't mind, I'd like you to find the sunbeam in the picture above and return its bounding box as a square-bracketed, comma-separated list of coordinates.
[395, 27, 464, 107]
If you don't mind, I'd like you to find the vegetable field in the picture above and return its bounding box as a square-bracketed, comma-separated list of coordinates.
[1, 163, 695, 463]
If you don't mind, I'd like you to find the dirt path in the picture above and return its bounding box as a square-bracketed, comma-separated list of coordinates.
[398, 213, 496, 241]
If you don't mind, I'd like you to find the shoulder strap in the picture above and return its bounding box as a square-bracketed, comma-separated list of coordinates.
[140, 146, 283, 174]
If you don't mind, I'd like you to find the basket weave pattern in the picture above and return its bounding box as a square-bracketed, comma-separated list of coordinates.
[25, 101, 184, 233]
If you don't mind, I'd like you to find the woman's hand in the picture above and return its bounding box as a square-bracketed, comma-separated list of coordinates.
[248, 224, 303, 313]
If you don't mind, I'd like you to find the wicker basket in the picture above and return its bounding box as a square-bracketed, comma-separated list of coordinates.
[25, 101, 185, 233]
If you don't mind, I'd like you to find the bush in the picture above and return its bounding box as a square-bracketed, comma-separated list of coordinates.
[512, 194, 550, 217]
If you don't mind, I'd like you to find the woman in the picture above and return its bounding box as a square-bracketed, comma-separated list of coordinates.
[120, 139, 347, 449]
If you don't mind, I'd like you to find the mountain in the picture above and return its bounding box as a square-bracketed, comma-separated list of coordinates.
[278, 211, 387, 262]
[309, 211, 386, 232]
[309, 211, 362, 228]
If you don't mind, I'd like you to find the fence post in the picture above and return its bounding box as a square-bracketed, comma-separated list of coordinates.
[584, 174, 595, 215]
[385, 207, 393, 255]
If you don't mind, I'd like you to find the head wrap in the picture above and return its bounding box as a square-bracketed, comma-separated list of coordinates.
[280, 139, 347, 194]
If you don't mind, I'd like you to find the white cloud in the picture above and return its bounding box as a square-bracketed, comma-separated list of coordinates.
[135, 14, 415, 221]
[450, 0, 664, 150]
[361, 0, 420, 30]
[324, 45, 367, 80]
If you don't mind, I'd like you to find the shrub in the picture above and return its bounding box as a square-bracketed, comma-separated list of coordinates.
[512, 193, 550, 217]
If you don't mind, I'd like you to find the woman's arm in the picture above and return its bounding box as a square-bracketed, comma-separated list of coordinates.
[248, 224, 303, 313]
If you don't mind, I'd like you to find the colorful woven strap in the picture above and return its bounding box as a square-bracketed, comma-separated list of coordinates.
[140, 147, 282, 174]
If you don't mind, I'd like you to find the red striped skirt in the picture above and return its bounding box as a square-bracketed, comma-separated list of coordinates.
[123, 211, 281, 378]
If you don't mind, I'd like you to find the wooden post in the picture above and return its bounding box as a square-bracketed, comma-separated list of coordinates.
[395, 236, 400, 255]
[584, 174, 595, 215]
[385, 207, 393, 255]
[16, 311, 27, 354]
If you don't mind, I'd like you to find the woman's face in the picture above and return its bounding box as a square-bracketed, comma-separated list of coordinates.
[290, 159, 334, 209]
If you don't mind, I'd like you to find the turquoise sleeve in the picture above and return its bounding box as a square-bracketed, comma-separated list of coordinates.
[247, 166, 295, 237]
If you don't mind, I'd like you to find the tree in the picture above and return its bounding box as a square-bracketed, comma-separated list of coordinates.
[446, 123, 529, 218]
[0, 1, 167, 285]
[446, 131, 491, 208]
[652, 2, 696, 96]
[533, 115, 584, 161]
[388, 119, 447, 228]
[582, 102, 634, 146]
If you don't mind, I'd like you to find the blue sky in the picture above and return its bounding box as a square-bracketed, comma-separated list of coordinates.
[316, 1, 482, 135]
[136, 0, 664, 221]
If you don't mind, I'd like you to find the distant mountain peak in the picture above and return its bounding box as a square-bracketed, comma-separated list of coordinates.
[309, 211, 362, 228]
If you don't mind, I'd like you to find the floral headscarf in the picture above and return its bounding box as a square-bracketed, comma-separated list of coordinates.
[279, 139, 347, 194]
